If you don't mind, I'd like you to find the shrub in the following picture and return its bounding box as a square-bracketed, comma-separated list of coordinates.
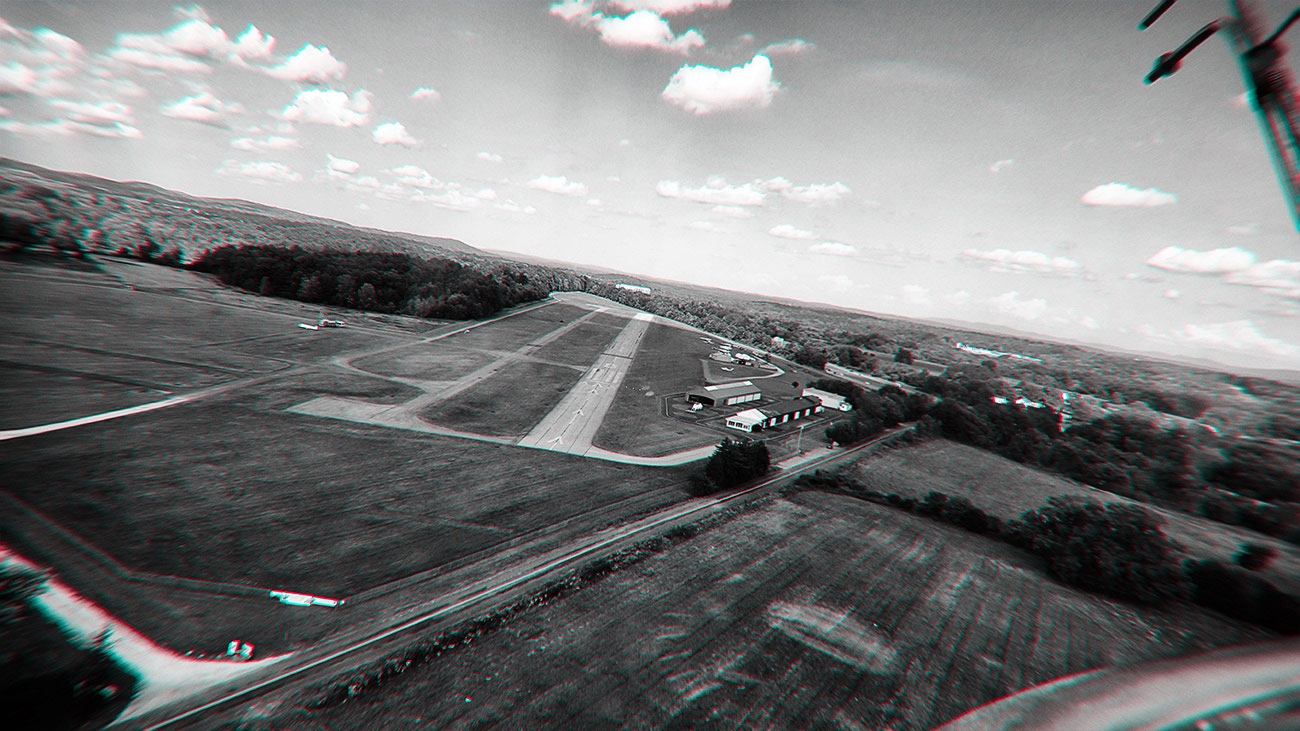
[1008, 496, 1190, 605]
[1187, 559, 1300, 634]
[690, 439, 770, 495]
[1234, 542, 1279, 571]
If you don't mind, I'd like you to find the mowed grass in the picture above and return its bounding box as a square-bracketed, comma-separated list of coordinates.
[593, 323, 724, 457]
[1, 368, 690, 600]
[443, 303, 590, 353]
[531, 317, 626, 367]
[352, 345, 495, 382]
[846, 439, 1300, 595]
[292, 493, 1266, 731]
[421, 360, 585, 437]
[0, 365, 164, 429]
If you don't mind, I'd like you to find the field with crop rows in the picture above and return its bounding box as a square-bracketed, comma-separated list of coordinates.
[845, 439, 1300, 594]
[291, 492, 1266, 730]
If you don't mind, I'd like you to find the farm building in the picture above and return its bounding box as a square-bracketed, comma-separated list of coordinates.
[725, 397, 823, 432]
[802, 387, 852, 411]
[687, 381, 761, 407]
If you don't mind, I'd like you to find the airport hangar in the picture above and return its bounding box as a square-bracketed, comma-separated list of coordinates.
[686, 381, 762, 407]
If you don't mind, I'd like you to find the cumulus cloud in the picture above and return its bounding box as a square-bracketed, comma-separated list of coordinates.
[809, 242, 856, 257]
[1145, 246, 1256, 274]
[768, 224, 816, 240]
[160, 91, 242, 126]
[687, 220, 728, 233]
[711, 204, 752, 218]
[607, 0, 731, 14]
[1225, 259, 1300, 299]
[264, 43, 346, 83]
[410, 87, 441, 102]
[657, 178, 764, 206]
[372, 120, 420, 147]
[782, 181, 850, 206]
[960, 248, 1082, 277]
[529, 174, 588, 197]
[989, 158, 1013, 173]
[216, 159, 302, 184]
[477, 151, 504, 163]
[662, 54, 779, 114]
[325, 153, 360, 175]
[550, 0, 599, 23]
[231, 134, 299, 151]
[594, 10, 704, 53]
[108, 47, 211, 73]
[232, 25, 276, 61]
[281, 88, 371, 127]
[1081, 182, 1177, 207]
[0, 62, 41, 95]
[1170, 320, 1300, 360]
[0, 116, 142, 139]
[0, 24, 89, 97]
[990, 291, 1048, 321]
[761, 39, 815, 56]
[819, 274, 854, 292]
[902, 284, 930, 305]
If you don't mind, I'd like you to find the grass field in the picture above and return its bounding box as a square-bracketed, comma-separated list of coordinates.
[421, 360, 586, 437]
[531, 318, 625, 367]
[441, 303, 590, 354]
[291, 492, 1267, 730]
[843, 439, 1300, 595]
[0, 365, 164, 430]
[352, 346, 495, 382]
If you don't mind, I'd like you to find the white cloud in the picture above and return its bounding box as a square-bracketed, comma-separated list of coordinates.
[1164, 289, 1181, 299]
[947, 290, 971, 307]
[325, 153, 360, 175]
[961, 248, 1082, 277]
[232, 25, 275, 61]
[108, 47, 211, 74]
[818, 274, 854, 292]
[990, 291, 1048, 321]
[372, 120, 420, 147]
[809, 242, 856, 257]
[782, 181, 850, 206]
[529, 174, 588, 197]
[281, 88, 371, 127]
[594, 10, 704, 53]
[411, 87, 441, 102]
[477, 151, 504, 163]
[0, 62, 40, 95]
[1225, 259, 1300, 299]
[662, 54, 779, 115]
[607, 0, 731, 14]
[550, 0, 598, 24]
[496, 199, 537, 215]
[1226, 222, 1260, 235]
[116, 18, 228, 59]
[264, 44, 346, 83]
[656, 178, 764, 206]
[761, 39, 815, 56]
[687, 220, 728, 233]
[0, 116, 142, 139]
[49, 99, 132, 126]
[216, 159, 301, 184]
[902, 284, 930, 305]
[160, 91, 242, 126]
[768, 223, 816, 240]
[711, 204, 752, 218]
[231, 135, 299, 151]
[1145, 246, 1256, 274]
[1170, 320, 1300, 360]
[1081, 182, 1176, 207]
[989, 158, 1014, 173]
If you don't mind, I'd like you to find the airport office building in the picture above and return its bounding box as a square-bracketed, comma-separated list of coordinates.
[725, 397, 823, 432]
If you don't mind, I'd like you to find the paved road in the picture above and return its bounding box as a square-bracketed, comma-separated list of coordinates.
[126, 427, 913, 730]
[934, 638, 1300, 731]
[517, 312, 653, 454]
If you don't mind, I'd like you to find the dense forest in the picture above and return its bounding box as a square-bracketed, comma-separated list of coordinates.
[191, 246, 548, 320]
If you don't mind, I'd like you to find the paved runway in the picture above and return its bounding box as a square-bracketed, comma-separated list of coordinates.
[517, 312, 654, 456]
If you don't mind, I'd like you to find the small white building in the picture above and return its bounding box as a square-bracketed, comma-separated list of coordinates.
[802, 387, 852, 412]
[725, 409, 767, 432]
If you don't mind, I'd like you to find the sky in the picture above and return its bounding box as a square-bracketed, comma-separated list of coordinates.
[3, 0, 1299, 371]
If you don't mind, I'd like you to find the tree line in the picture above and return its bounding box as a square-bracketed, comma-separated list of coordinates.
[190, 245, 549, 321]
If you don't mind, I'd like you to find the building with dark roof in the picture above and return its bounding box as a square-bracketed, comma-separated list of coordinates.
[686, 380, 761, 407]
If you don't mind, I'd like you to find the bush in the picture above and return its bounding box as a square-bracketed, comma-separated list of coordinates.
[1234, 542, 1279, 571]
[690, 439, 770, 495]
[1187, 559, 1300, 634]
[915, 492, 1004, 536]
[1008, 496, 1190, 605]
